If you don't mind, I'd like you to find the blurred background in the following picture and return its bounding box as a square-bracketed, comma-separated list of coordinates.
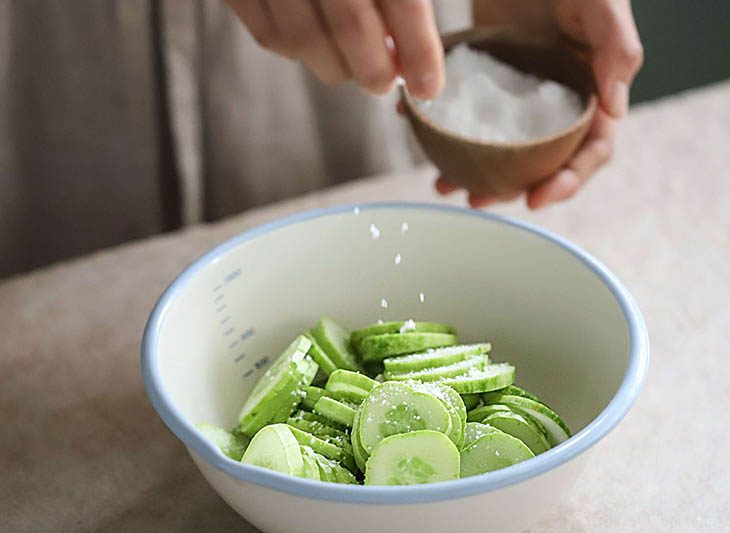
[1, 0, 728, 279]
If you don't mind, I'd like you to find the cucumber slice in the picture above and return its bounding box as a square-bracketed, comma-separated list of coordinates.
[358, 382, 452, 454]
[438, 363, 515, 394]
[482, 394, 571, 446]
[299, 446, 322, 480]
[351, 321, 456, 349]
[287, 414, 349, 441]
[333, 463, 358, 484]
[314, 396, 357, 427]
[359, 333, 459, 363]
[241, 424, 305, 476]
[460, 429, 535, 477]
[301, 385, 332, 411]
[304, 331, 338, 375]
[312, 318, 360, 372]
[365, 430, 460, 485]
[404, 381, 466, 448]
[350, 407, 369, 473]
[313, 452, 338, 482]
[237, 335, 316, 436]
[467, 403, 513, 422]
[384, 356, 486, 382]
[462, 421, 501, 449]
[196, 423, 248, 461]
[325, 369, 378, 404]
[483, 411, 551, 455]
[287, 425, 357, 473]
[383, 343, 490, 373]
[290, 409, 347, 430]
[461, 393, 482, 411]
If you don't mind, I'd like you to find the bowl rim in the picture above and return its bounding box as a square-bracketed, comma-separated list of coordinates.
[401, 27, 599, 149]
[141, 202, 649, 505]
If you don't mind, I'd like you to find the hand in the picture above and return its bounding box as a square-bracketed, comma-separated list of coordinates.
[439, 0, 644, 209]
[227, 0, 444, 99]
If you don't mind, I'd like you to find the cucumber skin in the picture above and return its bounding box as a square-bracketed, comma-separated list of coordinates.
[383, 343, 490, 373]
[438, 363, 515, 394]
[481, 394, 572, 444]
[384, 355, 486, 382]
[312, 318, 361, 372]
[359, 333, 460, 362]
[482, 411, 551, 455]
[351, 321, 456, 350]
[288, 425, 357, 473]
[314, 396, 356, 428]
[304, 331, 339, 375]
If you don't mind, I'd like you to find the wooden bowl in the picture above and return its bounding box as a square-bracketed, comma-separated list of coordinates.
[401, 27, 598, 196]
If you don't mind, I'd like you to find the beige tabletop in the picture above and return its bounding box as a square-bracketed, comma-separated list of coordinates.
[2, 82, 730, 533]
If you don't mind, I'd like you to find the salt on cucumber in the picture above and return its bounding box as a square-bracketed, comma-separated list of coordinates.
[287, 414, 349, 441]
[384, 355, 486, 382]
[359, 332, 459, 362]
[467, 403, 513, 423]
[325, 369, 378, 404]
[482, 411, 551, 455]
[462, 421, 501, 449]
[405, 381, 466, 449]
[241, 424, 305, 476]
[460, 426, 534, 478]
[304, 331, 338, 375]
[351, 321, 456, 350]
[301, 386, 332, 411]
[358, 381, 452, 455]
[438, 362, 515, 394]
[383, 343, 490, 373]
[481, 394, 571, 446]
[365, 430, 460, 485]
[314, 396, 357, 428]
[237, 335, 317, 436]
[196, 423, 248, 461]
[311, 318, 360, 372]
[350, 407, 370, 473]
[300, 446, 322, 480]
[287, 425, 357, 473]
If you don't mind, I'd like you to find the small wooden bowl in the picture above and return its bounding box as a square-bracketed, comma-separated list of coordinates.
[401, 27, 598, 196]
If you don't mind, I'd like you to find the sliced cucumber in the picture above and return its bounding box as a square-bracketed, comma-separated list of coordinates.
[351, 321, 456, 349]
[483, 411, 551, 455]
[312, 318, 360, 372]
[404, 381, 466, 449]
[350, 407, 369, 473]
[461, 393, 482, 411]
[438, 363, 515, 394]
[301, 385, 331, 411]
[196, 423, 248, 461]
[384, 356, 486, 382]
[333, 463, 358, 484]
[325, 369, 378, 404]
[314, 396, 357, 428]
[304, 331, 338, 375]
[237, 335, 317, 436]
[462, 421, 501, 449]
[482, 394, 571, 446]
[365, 430, 460, 485]
[359, 333, 459, 363]
[287, 414, 349, 441]
[299, 446, 322, 480]
[460, 429, 534, 478]
[287, 425, 357, 473]
[241, 424, 305, 476]
[383, 343, 490, 373]
[358, 381, 452, 455]
[313, 452, 337, 482]
[467, 403, 513, 422]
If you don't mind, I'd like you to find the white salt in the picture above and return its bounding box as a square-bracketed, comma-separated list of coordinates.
[353, 206, 360, 215]
[401, 222, 409, 235]
[380, 298, 388, 309]
[369, 224, 380, 239]
[419, 292, 425, 303]
[415, 45, 583, 142]
[399, 319, 416, 334]
[394, 253, 402, 265]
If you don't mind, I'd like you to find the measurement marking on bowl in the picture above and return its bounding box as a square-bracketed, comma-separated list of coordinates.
[220, 316, 230, 325]
[229, 340, 239, 349]
[243, 369, 254, 378]
[225, 268, 242, 284]
[240, 327, 255, 341]
[214, 293, 224, 303]
[234, 353, 247, 363]
[217, 304, 227, 313]
[212, 284, 222, 293]
[254, 356, 269, 369]
[224, 328, 235, 336]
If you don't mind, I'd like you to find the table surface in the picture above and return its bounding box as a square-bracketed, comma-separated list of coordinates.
[2, 82, 729, 533]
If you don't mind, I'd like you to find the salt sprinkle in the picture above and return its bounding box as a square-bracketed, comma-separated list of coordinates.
[353, 206, 360, 215]
[401, 222, 409, 235]
[377, 319, 384, 324]
[380, 298, 388, 309]
[369, 223, 380, 239]
[419, 292, 425, 303]
[394, 253, 402, 265]
[399, 319, 416, 334]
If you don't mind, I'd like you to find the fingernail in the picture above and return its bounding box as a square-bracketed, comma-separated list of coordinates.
[609, 81, 629, 117]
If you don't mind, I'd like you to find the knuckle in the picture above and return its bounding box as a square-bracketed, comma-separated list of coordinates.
[621, 40, 645, 72]
[332, 4, 370, 41]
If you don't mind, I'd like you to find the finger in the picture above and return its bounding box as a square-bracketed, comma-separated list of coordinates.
[584, 0, 644, 117]
[378, 0, 444, 99]
[268, 0, 349, 84]
[319, 0, 397, 95]
[227, 0, 287, 56]
[527, 110, 616, 209]
[468, 191, 521, 209]
[435, 176, 459, 195]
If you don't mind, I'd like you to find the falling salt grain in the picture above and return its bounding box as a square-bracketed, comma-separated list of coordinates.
[399, 319, 416, 334]
[353, 206, 360, 215]
[394, 253, 402, 265]
[401, 222, 409, 235]
[419, 292, 425, 303]
[380, 298, 388, 309]
[369, 224, 380, 239]
[377, 319, 384, 324]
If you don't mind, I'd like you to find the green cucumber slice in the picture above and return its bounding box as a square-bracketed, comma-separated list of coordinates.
[333, 463, 358, 484]
[405, 381, 466, 448]
[384, 356, 486, 382]
[460, 429, 535, 477]
[299, 446, 322, 480]
[359, 333, 459, 363]
[313, 452, 338, 482]
[483, 411, 551, 455]
[383, 343, 490, 373]
[312, 318, 360, 372]
[237, 335, 316, 436]
[461, 393, 482, 411]
[482, 394, 571, 446]
[241, 424, 305, 476]
[304, 331, 338, 375]
[495, 385, 542, 403]
[365, 430, 460, 485]
[358, 381, 452, 455]
[196, 423, 248, 461]
[290, 409, 346, 430]
[438, 363, 515, 394]
[314, 396, 357, 428]
[350, 407, 369, 473]
[351, 321, 456, 349]
[287, 414, 349, 441]
[287, 425, 357, 473]
[269, 355, 319, 423]
[462, 421, 501, 449]
[467, 403, 513, 422]
[301, 386, 331, 411]
[325, 369, 378, 403]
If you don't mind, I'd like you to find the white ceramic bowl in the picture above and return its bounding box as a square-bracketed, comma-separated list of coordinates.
[142, 204, 648, 533]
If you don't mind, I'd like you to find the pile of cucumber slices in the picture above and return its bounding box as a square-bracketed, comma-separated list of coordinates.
[197, 318, 571, 486]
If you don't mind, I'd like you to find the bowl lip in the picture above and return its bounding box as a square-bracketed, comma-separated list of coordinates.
[141, 202, 649, 505]
[401, 27, 599, 149]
